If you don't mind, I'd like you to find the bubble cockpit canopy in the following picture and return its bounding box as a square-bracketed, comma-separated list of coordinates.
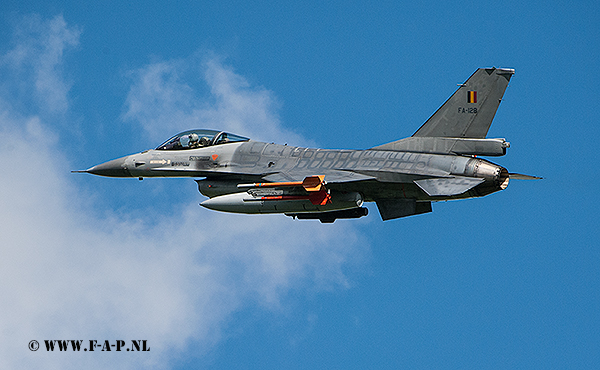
[156, 129, 250, 151]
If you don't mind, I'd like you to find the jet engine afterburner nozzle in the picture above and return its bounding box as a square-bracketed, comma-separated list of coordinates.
[498, 167, 510, 190]
[464, 159, 508, 185]
[460, 158, 510, 196]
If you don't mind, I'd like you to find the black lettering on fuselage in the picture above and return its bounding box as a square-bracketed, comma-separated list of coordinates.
[189, 156, 211, 161]
[458, 107, 478, 114]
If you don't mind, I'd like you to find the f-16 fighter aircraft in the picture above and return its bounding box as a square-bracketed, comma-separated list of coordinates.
[74, 68, 539, 222]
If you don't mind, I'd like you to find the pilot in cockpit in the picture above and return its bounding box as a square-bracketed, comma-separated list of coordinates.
[188, 133, 212, 148]
[215, 133, 230, 144]
[156, 130, 249, 151]
[199, 136, 211, 146]
[188, 133, 200, 148]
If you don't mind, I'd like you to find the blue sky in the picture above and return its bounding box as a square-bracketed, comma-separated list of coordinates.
[1, 1, 599, 369]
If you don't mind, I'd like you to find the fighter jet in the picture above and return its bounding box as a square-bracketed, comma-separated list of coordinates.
[74, 67, 539, 223]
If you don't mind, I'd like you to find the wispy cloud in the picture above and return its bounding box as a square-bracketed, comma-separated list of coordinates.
[123, 54, 309, 147]
[0, 15, 367, 370]
[0, 14, 79, 114]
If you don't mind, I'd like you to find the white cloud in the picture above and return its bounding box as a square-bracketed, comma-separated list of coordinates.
[0, 14, 79, 114]
[0, 15, 367, 370]
[123, 54, 309, 147]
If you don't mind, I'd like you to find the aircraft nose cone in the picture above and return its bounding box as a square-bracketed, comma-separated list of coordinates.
[86, 157, 130, 177]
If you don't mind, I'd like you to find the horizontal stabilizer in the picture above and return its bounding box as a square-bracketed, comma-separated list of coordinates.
[376, 199, 432, 221]
[509, 173, 543, 180]
[414, 177, 485, 196]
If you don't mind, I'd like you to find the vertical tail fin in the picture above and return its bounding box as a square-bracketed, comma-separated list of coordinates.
[412, 68, 514, 138]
